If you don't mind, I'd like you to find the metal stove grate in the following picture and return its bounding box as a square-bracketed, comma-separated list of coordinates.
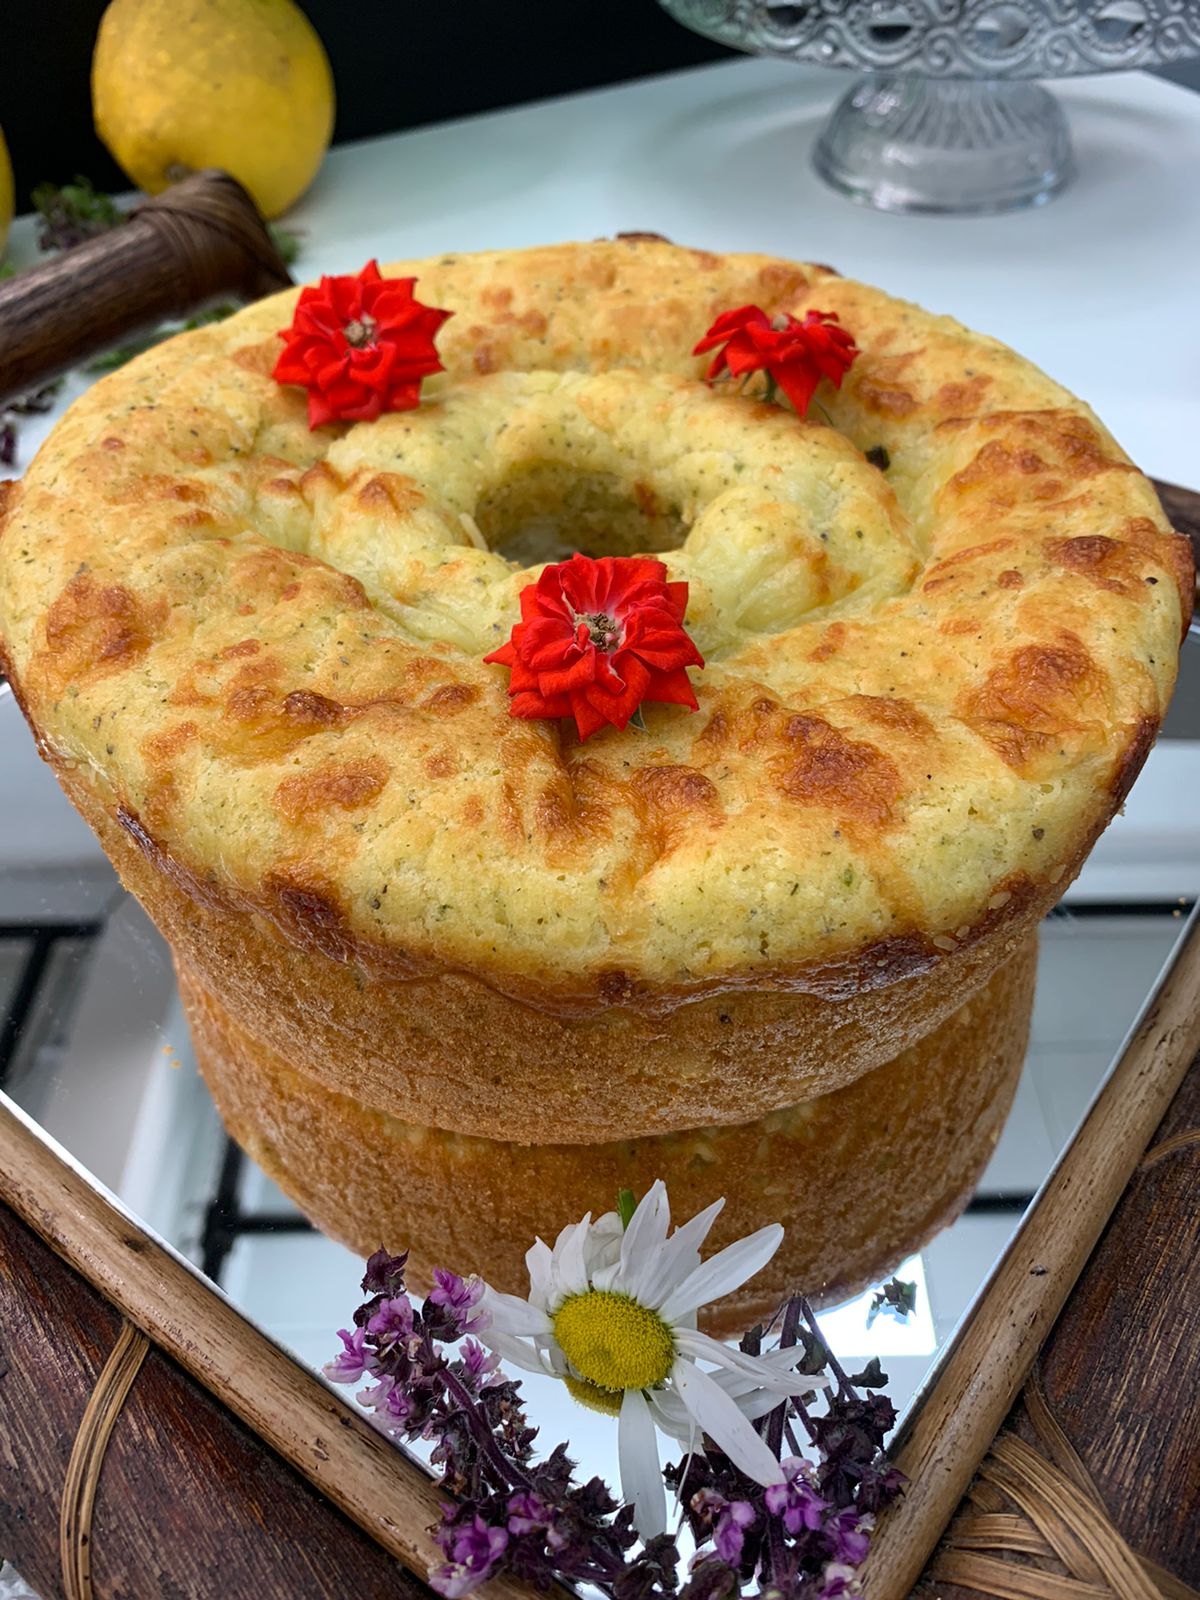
[0, 919, 104, 1090]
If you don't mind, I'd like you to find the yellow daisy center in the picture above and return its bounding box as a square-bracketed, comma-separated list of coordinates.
[552, 1290, 675, 1391]
[563, 1375, 624, 1417]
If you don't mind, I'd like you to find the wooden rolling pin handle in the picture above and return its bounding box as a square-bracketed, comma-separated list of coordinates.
[1153, 478, 1200, 633]
[0, 169, 293, 408]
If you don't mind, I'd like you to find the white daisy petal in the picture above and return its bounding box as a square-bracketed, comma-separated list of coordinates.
[645, 1384, 694, 1439]
[618, 1387, 668, 1539]
[553, 1214, 594, 1300]
[482, 1297, 546, 1339]
[589, 1260, 623, 1292]
[481, 1288, 553, 1337]
[657, 1224, 784, 1323]
[659, 1356, 780, 1408]
[479, 1328, 555, 1377]
[616, 1180, 671, 1299]
[710, 1361, 802, 1399]
[673, 1358, 785, 1485]
[552, 1220, 579, 1253]
[704, 1344, 825, 1395]
[752, 1346, 832, 1390]
[647, 1367, 782, 1441]
[588, 1211, 624, 1267]
[637, 1197, 725, 1310]
[667, 1373, 790, 1425]
[644, 1384, 690, 1427]
[702, 1364, 786, 1406]
[734, 1387, 790, 1423]
[651, 1402, 755, 1449]
[586, 1212, 625, 1290]
[674, 1327, 826, 1393]
[525, 1238, 554, 1310]
[544, 1343, 568, 1377]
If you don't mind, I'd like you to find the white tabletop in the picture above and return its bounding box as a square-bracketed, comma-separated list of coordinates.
[8, 56, 1200, 483]
[279, 58, 1197, 488]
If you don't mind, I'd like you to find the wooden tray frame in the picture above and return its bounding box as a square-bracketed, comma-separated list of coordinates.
[0, 904, 1196, 1600]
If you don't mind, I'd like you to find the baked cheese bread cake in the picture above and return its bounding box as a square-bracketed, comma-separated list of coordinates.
[0, 240, 1189, 1141]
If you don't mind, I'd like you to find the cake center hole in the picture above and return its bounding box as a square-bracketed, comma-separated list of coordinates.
[475, 464, 686, 567]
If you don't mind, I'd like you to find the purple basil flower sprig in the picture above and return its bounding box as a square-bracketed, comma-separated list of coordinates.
[667, 1299, 905, 1600]
[326, 1248, 672, 1598]
[327, 1248, 904, 1599]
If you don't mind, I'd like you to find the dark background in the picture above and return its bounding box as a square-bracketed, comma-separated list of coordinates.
[1, 0, 734, 208]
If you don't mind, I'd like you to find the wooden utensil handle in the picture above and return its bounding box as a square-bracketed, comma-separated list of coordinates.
[0, 169, 293, 408]
[1151, 479, 1200, 634]
[1154, 478, 1200, 565]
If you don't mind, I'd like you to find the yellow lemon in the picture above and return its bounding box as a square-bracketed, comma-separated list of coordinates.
[91, 0, 335, 219]
[0, 128, 13, 258]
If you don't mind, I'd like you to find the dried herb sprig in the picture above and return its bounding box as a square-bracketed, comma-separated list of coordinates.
[269, 223, 302, 267]
[31, 175, 299, 266]
[327, 1249, 904, 1600]
[1, 178, 128, 465]
[31, 176, 123, 250]
[866, 1277, 918, 1327]
[0, 382, 62, 469]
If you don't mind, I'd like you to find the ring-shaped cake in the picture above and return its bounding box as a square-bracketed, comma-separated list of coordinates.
[0, 240, 1190, 1142]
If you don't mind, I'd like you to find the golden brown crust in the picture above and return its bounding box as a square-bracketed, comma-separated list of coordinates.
[48, 751, 1043, 1142]
[0, 240, 1188, 1137]
[179, 935, 1036, 1332]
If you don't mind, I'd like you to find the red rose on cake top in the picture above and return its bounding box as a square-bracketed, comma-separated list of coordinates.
[485, 554, 705, 742]
[273, 259, 452, 428]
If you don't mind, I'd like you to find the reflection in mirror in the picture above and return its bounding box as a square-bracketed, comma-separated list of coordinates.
[2, 651, 1195, 1502]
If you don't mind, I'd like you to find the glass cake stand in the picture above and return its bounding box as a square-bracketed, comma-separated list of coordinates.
[659, 0, 1200, 212]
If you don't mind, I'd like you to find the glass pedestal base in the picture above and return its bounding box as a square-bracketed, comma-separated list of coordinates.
[813, 75, 1075, 214]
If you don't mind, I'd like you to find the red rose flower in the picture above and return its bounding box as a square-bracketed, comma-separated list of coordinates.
[484, 554, 705, 742]
[693, 305, 858, 416]
[273, 260, 452, 429]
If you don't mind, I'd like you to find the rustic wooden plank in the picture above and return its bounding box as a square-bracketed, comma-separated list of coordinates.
[915, 1051, 1200, 1597]
[862, 911, 1200, 1597]
[0, 1199, 426, 1599]
[0, 1101, 535, 1600]
[0, 1205, 121, 1600]
[1036, 1065, 1200, 1579]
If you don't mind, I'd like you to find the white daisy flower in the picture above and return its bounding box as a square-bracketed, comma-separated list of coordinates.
[477, 1181, 829, 1539]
